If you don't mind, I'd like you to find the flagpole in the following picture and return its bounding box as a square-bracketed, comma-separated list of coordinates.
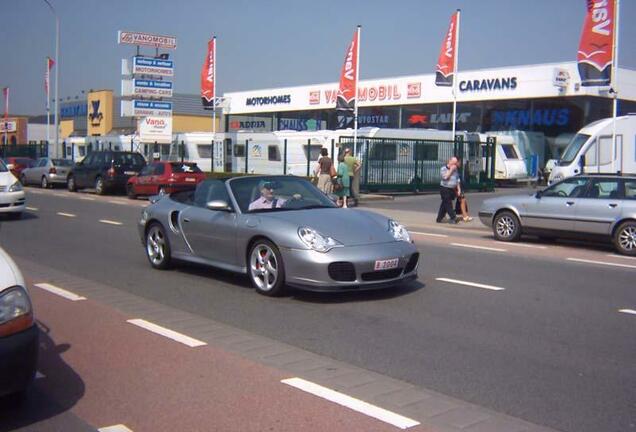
[212, 36, 216, 173]
[452, 9, 461, 142]
[4, 88, 8, 146]
[611, 0, 620, 173]
[353, 25, 361, 157]
[46, 58, 51, 147]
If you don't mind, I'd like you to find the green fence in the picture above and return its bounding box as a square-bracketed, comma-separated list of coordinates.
[338, 135, 496, 192]
[0, 144, 48, 160]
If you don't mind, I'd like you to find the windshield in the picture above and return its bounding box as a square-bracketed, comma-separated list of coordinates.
[113, 152, 145, 167]
[171, 163, 202, 173]
[229, 176, 337, 213]
[0, 159, 7, 172]
[560, 133, 591, 165]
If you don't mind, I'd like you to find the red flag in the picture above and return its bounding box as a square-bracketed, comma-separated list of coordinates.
[435, 11, 459, 87]
[577, 0, 615, 86]
[201, 37, 216, 109]
[336, 27, 359, 128]
[45, 57, 55, 96]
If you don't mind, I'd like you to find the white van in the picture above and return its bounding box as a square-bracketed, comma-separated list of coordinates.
[549, 114, 636, 184]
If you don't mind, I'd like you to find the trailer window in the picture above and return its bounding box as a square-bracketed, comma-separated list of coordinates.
[369, 143, 397, 161]
[598, 136, 617, 166]
[501, 144, 519, 160]
[413, 144, 438, 161]
[234, 144, 245, 157]
[303, 145, 322, 161]
[197, 145, 212, 158]
[268, 145, 281, 161]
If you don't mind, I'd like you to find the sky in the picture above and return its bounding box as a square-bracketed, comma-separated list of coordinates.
[1, 0, 635, 116]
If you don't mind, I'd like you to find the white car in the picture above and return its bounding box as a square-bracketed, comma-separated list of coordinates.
[0, 246, 38, 397]
[0, 159, 25, 219]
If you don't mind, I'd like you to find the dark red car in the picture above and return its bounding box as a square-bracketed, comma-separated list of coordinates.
[4, 157, 35, 181]
[127, 161, 206, 198]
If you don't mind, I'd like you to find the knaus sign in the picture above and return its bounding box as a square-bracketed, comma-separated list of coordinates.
[138, 116, 173, 144]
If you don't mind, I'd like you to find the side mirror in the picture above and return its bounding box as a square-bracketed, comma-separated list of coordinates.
[535, 190, 543, 199]
[206, 200, 231, 211]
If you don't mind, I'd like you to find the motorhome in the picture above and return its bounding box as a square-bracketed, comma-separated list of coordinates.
[548, 115, 636, 184]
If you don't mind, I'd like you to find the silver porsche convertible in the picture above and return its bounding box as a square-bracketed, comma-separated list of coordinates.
[138, 175, 419, 296]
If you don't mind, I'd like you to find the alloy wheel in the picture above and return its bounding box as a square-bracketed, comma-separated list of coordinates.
[496, 215, 516, 239]
[618, 225, 636, 252]
[250, 244, 279, 292]
[146, 225, 167, 266]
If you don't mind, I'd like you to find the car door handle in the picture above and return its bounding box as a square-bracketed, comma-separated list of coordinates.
[566, 201, 575, 206]
[608, 203, 618, 208]
[183, 218, 191, 222]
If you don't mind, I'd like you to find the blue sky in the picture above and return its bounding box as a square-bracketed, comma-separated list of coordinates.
[1, 0, 634, 115]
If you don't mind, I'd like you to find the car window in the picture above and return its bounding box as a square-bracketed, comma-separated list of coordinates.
[0, 159, 7, 172]
[542, 177, 589, 198]
[113, 152, 145, 166]
[82, 154, 94, 165]
[139, 165, 153, 176]
[153, 163, 165, 175]
[193, 180, 230, 208]
[37, 158, 48, 168]
[170, 163, 202, 173]
[623, 181, 636, 201]
[52, 159, 73, 167]
[583, 179, 620, 199]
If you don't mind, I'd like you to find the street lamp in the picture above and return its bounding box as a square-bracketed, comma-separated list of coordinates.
[43, 0, 59, 158]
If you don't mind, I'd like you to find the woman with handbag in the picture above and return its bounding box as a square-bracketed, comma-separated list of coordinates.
[316, 148, 335, 194]
[334, 160, 351, 208]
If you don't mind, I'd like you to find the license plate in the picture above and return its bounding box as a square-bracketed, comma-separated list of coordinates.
[185, 177, 196, 182]
[124, 171, 136, 175]
[374, 258, 399, 271]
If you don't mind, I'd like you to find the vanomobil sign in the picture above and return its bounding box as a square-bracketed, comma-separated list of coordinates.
[118, 31, 177, 49]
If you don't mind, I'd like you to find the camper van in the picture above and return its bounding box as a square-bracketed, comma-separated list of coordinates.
[548, 115, 636, 184]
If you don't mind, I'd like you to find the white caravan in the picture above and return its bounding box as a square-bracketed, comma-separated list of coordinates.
[63, 137, 88, 161]
[548, 115, 636, 184]
[171, 132, 228, 172]
[473, 133, 527, 182]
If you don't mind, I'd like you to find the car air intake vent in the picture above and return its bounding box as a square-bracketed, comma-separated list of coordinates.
[404, 253, 419, 273]
[361, 268, 403, 281]
[328, 262, 356, 282]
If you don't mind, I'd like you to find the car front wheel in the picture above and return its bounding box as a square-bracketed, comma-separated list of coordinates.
[67, 175, 77, 192]
[493, 210, 521, 242]
[145, 223, 171, 269]
[95, 177, 105, 195]
[248, 240, 286, 296]
[614, 221, 636, 256]
[41, 176, 49, 189]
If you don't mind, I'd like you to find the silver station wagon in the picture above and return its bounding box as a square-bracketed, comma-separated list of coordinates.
[479, 174, 636, 255]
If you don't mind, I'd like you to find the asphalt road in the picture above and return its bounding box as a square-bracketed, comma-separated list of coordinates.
[0, 188, 634, 432]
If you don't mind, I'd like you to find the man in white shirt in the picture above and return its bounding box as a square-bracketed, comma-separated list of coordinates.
[248, 181, 286, 211]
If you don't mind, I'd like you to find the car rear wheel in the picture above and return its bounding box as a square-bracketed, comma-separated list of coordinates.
[493, 211, 521, 242]
[613, 221, 636, 256]
[95, 177, 105, 195]
[67, 175, 76, 192]
[127, 184, 137, 199]
[145, 223, 171, 269]
[41, 176, 49, 189]
[248, 240, 286, 296]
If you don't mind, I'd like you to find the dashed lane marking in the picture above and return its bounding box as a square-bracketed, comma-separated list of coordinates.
[619, 309, 636, 315]
[126, 319, 207, 348]
[436, 277, 506, 291]
[98, 426, 134, 432]
[79, 196, 95, 201]
[411, 231, 448, 238]
[108, 200, 127, 205]
[566, 257, 636, 270]
[34, 283, 86, 301]
[26, 189, 43, 194]
[99, 219, 123, 226]
[281, 377, 420, 429]
[450, 242, 506, 252]
[607, 254, 636, 261]
[25, 207, 38, 211]
[57, 212, 76, 218]
[505, 242, 547, 249]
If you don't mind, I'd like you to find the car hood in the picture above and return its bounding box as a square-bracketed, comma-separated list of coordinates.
[0, 247, 25, 290]
[262, 208, 398, 246]
[0, 171, 18, 187]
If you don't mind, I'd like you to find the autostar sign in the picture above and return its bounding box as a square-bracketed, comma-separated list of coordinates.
[118, 31, 177, 49]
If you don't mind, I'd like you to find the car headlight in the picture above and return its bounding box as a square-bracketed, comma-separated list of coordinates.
[0, 286, 34, 337]
[388, 219, 411, 242]
[8, 181, 23, 192]
[298, 227, 342, 252]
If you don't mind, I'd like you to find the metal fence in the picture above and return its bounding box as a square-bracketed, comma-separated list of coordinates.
[339, 135, 496, 192]
[0, 144, 48, 160]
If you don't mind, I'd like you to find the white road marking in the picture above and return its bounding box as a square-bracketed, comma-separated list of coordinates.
[126, 319, 207, 348]
[36, 371, 45, 379]
[34, 283, 86, 301]
[567, 257, 636, 270]
[450, 242, 506, 252]
[108, 200, 127, 205]
[619, 309, 636, 315]
[98, 426, 134, 432]
[436, 277, 506, 291]
[27, 190, 43, 194]
[25, 207, 38, 211]
[79, 196, 95, 201]
[505, 242, 547, 249]
[411, 231, 448, 238]
[281, 377, 420, 429]
[607, 254, 636, 261]
[99, 219, 123, 226]
[57, 212, 76, 218]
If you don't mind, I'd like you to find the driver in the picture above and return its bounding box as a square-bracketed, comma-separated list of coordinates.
[248, 181, 287, 211]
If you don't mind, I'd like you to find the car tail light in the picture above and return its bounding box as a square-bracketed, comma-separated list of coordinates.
[49, 167, 57, 174]
[108, 166, 116, 177]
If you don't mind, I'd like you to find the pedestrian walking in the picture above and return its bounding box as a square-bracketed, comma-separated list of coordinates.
[455, 183, 473, 222]
[316, 148, 335, 194]
[335, 159, 351, 208]
[437, 156, 460, 224]
[343, 148, 361, 206]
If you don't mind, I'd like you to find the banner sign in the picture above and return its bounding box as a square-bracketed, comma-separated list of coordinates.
[0, 120, 16, 133]
[435, 11, 459, 87]
[121, 100, 172, 117]
[138, 116, 173, 144]
[201, 38, 216, 109]
[336, 28, 359, 129]
[577, 0, 615, 86]
[122, 79, 173, 97]
[131, 57, 174, 77]
[118, 31, 177, 49]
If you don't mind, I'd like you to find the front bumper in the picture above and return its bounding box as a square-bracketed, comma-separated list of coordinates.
[282, 241, 419, 292]
[0, 324, 39, 397]
[0, 191, 26, 213]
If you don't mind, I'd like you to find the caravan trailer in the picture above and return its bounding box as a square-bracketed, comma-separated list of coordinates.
[64, 137, 88, 162]
[172, 132, 224, 172]
[473, 133, 527, 182]
[549, 115, 636, 184]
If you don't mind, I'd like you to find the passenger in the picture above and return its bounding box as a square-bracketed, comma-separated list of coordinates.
[436, 156, 459, 224]
[248, 181, 286, 211]
[343, 148, 361, 206]
[316, 148, 335, 194]
[455, 175, 473, 222]
[335, 160, 351, 208]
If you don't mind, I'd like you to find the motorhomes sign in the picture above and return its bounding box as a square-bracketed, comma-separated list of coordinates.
[132, 57, 174, 77]
[118, 31, 177, 49]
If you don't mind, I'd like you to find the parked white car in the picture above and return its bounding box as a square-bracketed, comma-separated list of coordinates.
[0, 159, 25, 219]
[0, 246, 38, 397]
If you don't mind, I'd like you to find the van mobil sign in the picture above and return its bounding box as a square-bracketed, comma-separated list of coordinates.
[138, 117, 173, 144]
[118, 31, 177, 49]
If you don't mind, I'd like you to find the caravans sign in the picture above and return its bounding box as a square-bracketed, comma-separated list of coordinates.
[459, 77, 518, 92]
